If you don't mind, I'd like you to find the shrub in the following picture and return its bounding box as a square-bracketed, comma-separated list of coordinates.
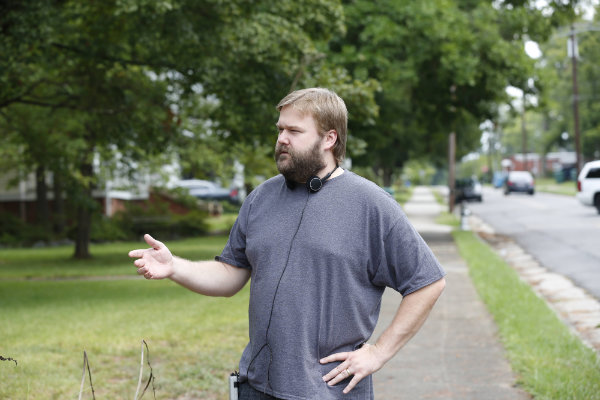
[90, 214, 129, 242]
[113, 196, 209, 240]
[0, 212, 54, 247]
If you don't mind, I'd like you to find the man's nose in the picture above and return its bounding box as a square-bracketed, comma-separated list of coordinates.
[277, 130, 290, 144]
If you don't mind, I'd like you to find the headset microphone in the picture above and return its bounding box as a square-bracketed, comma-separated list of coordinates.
[286, 165, 339, 193]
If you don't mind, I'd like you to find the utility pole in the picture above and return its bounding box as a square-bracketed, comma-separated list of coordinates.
[522, 91, 528, 171]
[448, 84, 457, 213]
[448, 132, 456, 213]
[557, 23, 600, 175]
[569, 24, 582, 176]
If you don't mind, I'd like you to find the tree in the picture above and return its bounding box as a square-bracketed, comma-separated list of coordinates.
[578, 24, 600, 159]
[1, 0, 378, 257]
[328, 0, 579, 186]
[499, 4, 600, 168]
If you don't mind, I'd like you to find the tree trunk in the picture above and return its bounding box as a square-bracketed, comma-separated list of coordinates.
[52, 171, 66, 235]
[73, 160, 94, 259]
[382, 167, 393, 187]
[74, 204, 92, 259]
[35, 165, 50, 227]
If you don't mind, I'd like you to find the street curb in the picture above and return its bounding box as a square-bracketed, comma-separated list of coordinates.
[467, 214, 600, 353]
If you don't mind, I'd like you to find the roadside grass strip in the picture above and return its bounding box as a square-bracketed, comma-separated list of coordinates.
[434, 211, 461, 229]
[452, 230, 600, 400]
[535, 178, 577, 197]
[0, 236, 250, 399]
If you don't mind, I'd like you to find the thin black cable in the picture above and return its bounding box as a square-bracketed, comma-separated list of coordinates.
[245, 188, 311, 394]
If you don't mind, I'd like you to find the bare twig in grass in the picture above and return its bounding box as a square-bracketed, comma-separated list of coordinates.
[74, 342, 156, 399]
[78, 351, 96, 400]
[0, 355, 18, 366]
[134, 340, 156, 400]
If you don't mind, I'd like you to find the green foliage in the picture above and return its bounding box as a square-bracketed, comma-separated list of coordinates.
[112, 197, 209, 241]
[0, 212, 53, 246]
[89, 214, 130, 243]
[494, 4, 600, 162]
[457, 153, 491, 181]
[2, 0, 590, 257]
[402, 159, 438, 185]
[393, 186, 413, 206]
[1, 0, 379, 257]
[572, 25, 600, 159]
[328, 0, 556, 184]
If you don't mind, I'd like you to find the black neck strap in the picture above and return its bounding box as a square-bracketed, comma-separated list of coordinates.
[321, 165, 339, 182]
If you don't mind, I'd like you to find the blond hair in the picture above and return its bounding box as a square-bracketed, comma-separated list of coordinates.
[276, 88, 347, 165]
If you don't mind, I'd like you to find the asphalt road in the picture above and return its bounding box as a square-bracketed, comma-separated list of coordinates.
[465, 186, 600, 301]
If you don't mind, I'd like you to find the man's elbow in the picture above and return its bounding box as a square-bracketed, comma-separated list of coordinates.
[433, 277, 446, 296]
[422, 277, 445, 302]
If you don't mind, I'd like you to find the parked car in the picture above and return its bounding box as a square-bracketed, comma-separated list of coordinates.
[504, 171, 535, 195]
[455, 177, 483, 202]
[175, 179, 240, 204]
[576, 160, 600, 214]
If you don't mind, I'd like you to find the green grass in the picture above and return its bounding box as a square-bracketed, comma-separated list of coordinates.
[431, 187, 446, 206]
[394, 186, 413, 206]
[435, 211, 461, 228]
[452, 230, 600, 399]
[0, 236, 248, 399]
[205, 213, 238, 234]
[535, 177, 577, 196]
[0, 235, 230, 279]
[430, 187, 461, 228]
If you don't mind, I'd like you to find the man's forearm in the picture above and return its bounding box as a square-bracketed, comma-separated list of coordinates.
[374, 278, 446, 363]
[170, 257, 251, 297]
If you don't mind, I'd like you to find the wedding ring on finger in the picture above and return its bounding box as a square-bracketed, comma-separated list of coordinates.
[345, 368, 351, 376]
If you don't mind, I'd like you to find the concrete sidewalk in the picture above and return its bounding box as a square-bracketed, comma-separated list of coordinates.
[372, 186, 530, 399]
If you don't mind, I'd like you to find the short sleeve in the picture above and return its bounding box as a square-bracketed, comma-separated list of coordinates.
[371, 215, 446, 296]
[214, 193, 253, 270]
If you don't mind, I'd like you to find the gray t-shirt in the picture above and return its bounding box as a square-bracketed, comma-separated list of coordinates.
[216, 171, 445, 400]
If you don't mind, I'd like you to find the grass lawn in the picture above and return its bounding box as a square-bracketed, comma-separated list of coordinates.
[452, 230, 600, 399]
[205, 213, 238, 235]
[0, 235, 230, 280]
[535, 177, 577, 196]
[0, 236, 249, 399]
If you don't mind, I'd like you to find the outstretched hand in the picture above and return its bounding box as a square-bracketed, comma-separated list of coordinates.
[128, 234, 174, 280]
[320, 343, 386, 394]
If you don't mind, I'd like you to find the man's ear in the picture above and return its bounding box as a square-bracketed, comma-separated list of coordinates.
[323, 129, 338, 151]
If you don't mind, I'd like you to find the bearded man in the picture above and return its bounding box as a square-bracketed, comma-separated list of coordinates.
[129, 87, 446, 400]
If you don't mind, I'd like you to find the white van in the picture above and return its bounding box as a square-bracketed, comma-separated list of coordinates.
[576, 160, 600, 214]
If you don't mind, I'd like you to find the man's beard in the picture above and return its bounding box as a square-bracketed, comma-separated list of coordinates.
[275, 139, 326, 183]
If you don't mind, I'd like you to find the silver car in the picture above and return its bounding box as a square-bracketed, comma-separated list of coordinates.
[504, 171, 535, 195]
[176, 179, 240, 204]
